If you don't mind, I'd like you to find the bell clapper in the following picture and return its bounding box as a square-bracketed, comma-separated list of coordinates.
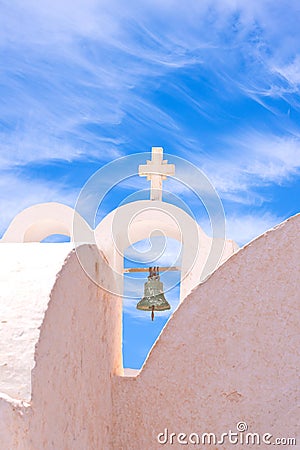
[151, 305, 155, 321]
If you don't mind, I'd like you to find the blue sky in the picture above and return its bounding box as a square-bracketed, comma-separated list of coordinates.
[1, 1, 300, 368]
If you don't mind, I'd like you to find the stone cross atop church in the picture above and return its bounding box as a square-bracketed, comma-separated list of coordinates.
[138, 147, 175, 201]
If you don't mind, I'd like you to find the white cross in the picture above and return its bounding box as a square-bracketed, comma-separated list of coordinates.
[138, 147, 175, 201]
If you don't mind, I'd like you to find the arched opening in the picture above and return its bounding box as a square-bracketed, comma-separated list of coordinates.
[94, 199, 212, 371]
[40, 234, 71, 243]
[23, 220, 71, 243]
[1, 203, 79, 243]
[123, 236, 182, 369]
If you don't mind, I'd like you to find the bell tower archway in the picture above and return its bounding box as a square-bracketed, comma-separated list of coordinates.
[92, 147, 238, 302]
[95, 198, 216, 302]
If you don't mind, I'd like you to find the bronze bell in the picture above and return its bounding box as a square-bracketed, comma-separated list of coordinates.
[136, 267, 171, 320]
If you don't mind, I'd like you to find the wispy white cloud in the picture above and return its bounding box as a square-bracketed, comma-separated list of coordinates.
[0, 1, 203, 167]
[183, 130, 300, 204]
[273, 56, 300, 89]
[225, 211, 284, 246]
[1, 0, 300, 168]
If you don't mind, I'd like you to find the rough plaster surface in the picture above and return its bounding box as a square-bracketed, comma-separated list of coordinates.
[0, 245, 122, 449]
[0, 395, 27, 449]
[0, 243, 74, 400]
[0, 214, 299, 449]
[27, 245, 122, 449]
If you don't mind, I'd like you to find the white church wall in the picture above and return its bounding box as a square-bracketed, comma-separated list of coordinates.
[26, 245, 122, 449]
[0, 243, 74, 400]
[0, 244, 122, 449]
[2, 203, 298, 450]
[0, 396, 27, 450]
